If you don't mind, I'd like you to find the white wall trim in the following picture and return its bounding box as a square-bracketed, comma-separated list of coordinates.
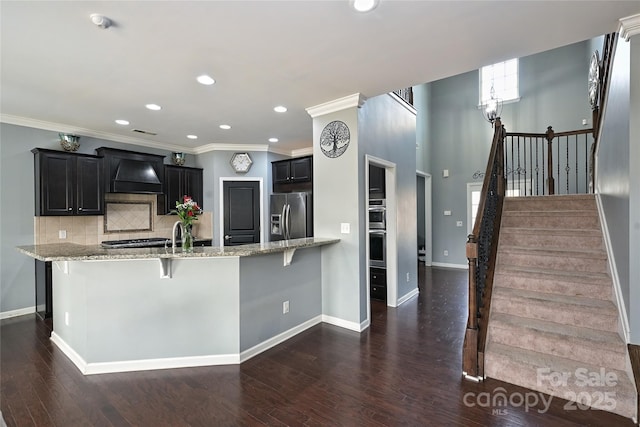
[417, 171, 433, 266]
[240, 315, 322, 362]
[0, 306, 35, 320]
[595, 194, 631, 342]
[1, 113, 310, 157]
[306, 93, 367, 118]
[388, 92, 417, 115]
[397, 288, 419, 306]
[321, 314, 363, 332]
[619, 13, 640, 41]
[431, 262, 468, 270]
[50, 332, 90, 374]
[218, 177, 264, 245]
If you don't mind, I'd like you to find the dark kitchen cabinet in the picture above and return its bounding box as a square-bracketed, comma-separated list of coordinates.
[32, 148, 103, 216]
[272, 156, 313, 192]
[369, 164, 385, 199]
[370, 267, 387, 301]
[157, 165, 203, 215]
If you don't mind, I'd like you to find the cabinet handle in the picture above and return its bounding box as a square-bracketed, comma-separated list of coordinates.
[78, 207, 83, 211]
[68, 207, 72, 211]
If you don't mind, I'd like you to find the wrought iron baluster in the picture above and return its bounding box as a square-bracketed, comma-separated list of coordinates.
[536, 138, 540, 195]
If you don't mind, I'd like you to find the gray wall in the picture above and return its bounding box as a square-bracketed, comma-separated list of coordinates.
[597, 37, 630, 323]
[313, 93, 418, 326]
[421, 40, 595, 266]
[414, 83, 430, 173]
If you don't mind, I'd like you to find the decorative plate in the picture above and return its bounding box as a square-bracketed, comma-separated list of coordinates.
[588, 50, 600, 110]
[319, 120, 350, 158]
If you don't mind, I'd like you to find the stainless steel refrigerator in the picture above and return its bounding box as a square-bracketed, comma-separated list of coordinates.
[270, 192, 313, 241]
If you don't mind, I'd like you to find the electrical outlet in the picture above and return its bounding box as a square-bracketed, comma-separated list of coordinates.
[406, 272, 410, 282]
[456, 221, 463, 227]
[340, 223, 350, 234]
[444, 250, 449, 256]
[59, 230, 67, 239]
[283, 300, 289, 314]
[444, 210, 452, 216]
[65, 312, 70, 326]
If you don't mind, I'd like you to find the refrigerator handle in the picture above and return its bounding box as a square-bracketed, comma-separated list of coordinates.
[281, 204, 288, 240]
[285, 204, 291, 240]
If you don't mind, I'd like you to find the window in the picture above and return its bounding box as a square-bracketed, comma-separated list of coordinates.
[467, 183, 483, 234]
[480, 58, 519, 104]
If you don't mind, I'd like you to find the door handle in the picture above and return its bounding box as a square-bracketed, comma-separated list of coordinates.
[224, 235, 231, 240]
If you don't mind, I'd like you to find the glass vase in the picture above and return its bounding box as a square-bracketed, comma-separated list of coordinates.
[181, 227, 193, 253]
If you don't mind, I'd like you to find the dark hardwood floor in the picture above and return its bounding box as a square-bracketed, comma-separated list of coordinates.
[1, 266, 635, 426]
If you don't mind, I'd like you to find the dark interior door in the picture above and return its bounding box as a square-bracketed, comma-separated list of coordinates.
[223, 181, 260, 246]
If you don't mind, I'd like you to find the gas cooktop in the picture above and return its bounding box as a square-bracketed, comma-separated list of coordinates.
[101, 238, 170, 249]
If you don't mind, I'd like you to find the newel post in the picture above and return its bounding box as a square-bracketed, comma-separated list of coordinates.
[545, 126, 555, 195]
[462, 234, 479, 379]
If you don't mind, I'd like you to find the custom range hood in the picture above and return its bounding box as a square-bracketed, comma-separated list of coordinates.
[96, 147, 165, 194]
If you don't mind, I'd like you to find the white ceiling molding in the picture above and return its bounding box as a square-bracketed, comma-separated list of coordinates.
[620, 13, 640, 41]
[1, 114, 195, 154]
[192, 143, 270, 155]
[306, 93, 367, 118]
[291, 147, 314, 157]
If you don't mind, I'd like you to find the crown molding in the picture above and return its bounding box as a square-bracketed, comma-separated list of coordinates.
[305, 93, 367, 118]
[192, 143, 270, 155]
[1, 114, 196, 154]
[620, 13, 640, 41]
[2, 113, 312, 158]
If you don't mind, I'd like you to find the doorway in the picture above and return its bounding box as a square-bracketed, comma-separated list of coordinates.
[219, 178, 263, 246]
[416, 172, 432, 266]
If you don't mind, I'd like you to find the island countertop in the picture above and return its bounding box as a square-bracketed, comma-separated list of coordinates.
[17, 237, 340, 262]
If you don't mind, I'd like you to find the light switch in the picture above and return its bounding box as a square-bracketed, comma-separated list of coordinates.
[443, 169, 449, 178]
[340, 223, 350, 234]
[444, 210, 452, 216]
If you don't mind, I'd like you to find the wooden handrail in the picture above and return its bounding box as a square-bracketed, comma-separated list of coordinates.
[463, 118, 505, 380]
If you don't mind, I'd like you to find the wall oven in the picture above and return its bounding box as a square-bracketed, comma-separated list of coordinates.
[368, 199, 386, 230]
[369, 230, 386, 268]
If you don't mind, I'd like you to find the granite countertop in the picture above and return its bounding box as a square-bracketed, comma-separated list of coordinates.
[16, 237, 340, 262]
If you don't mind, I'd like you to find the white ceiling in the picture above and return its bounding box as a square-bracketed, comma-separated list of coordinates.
[1, 1, 638, 155]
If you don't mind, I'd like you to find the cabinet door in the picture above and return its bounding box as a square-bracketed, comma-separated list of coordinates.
[76, 156, 103, 215]
[183, 168, 204, 209]
[290, 157, 312, 182]
[272, 161, 291, 184]
[39, 152, 74, 216]
[164, 166, 184, 212]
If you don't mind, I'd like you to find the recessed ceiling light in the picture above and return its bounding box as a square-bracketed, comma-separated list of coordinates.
[274, 106, 287, 113]
[115, 119, 129, 125]
[145, 103, 162, 111]
[219, 124, 231, 130]
[196, 75, 215, 85]
[187, 135, 198, 140]
[268, 138, 279, 143]
[351, 0, 379, 12]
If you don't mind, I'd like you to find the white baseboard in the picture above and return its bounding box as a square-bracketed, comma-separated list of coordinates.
[431, 262, 468, 270]
[52, 317, 325, 375]
[595, 194, 631, 342]
[397, 288, 419, 306]
[240, 315, 322, 362]
[0, 306, 35, 320]
[321, 314, 363, 332]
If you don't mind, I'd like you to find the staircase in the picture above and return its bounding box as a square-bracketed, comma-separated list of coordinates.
[484, 194, 637, 420]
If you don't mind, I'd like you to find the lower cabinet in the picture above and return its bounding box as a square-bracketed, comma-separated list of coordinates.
[370, 267, 387, 301]
[35, 260, 52, 320]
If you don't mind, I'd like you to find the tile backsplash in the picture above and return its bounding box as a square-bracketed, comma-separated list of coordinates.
[34, 194, 212, 245]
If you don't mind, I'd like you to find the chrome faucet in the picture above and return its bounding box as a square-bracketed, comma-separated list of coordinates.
[171, 221, 183, 252]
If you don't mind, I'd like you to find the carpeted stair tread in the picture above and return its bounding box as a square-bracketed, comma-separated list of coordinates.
[495, 265, 610, 286]
[498, 245, 607, 259]
[503, 210, 598, 217]
[485, 342, 637, 420]
[499, 227, 603, 236]
[490, 313, 625, 351]
[493, 287, 616, 311]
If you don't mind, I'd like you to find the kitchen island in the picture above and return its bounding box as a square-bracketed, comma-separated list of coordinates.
[17, 238, 339, 375]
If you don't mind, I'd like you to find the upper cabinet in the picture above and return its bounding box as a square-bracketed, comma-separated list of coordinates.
[157, 165, 204, 215]
[32, 148, 103, 216]
[272, 156, 313, 193]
